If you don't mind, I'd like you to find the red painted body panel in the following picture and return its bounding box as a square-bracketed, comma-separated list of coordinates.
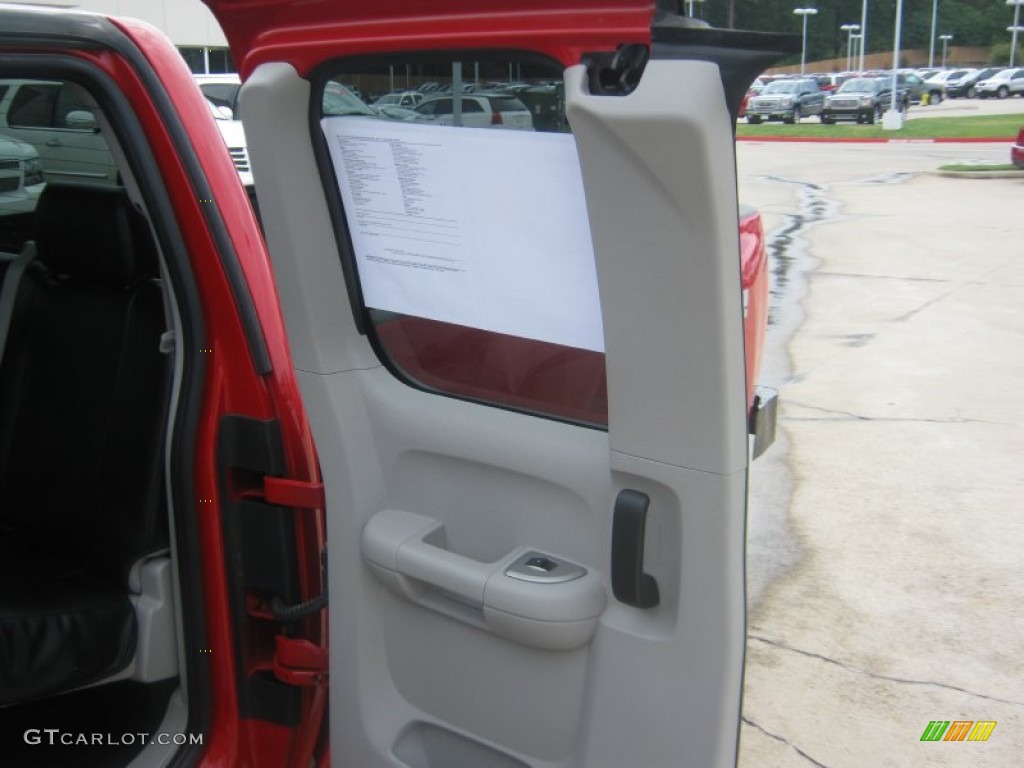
[109, 16, 326, 767]
[205, 0, 653, 79]
[739, 209, 769, 403]
[1012, 126, 1024, 168]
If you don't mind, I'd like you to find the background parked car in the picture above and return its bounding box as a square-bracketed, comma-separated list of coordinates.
[925, 69, 964, 90]
[809, 73, 852, 93]
[0, 131, 45, 249]
[0, 131, 43, 214]
[413, 93, 534, 129]
[976, 67, 1024, 98]
[511, 82, 567, 132]
[946, 67, 1000, 98]
[821, 77, 908, 124]
[373, 90, 425, 108]
[0, 79, 116, 183]
[933, 68, 975, 97]
[204, 79, 400, 189]
[372, 104, 424, 121]
[739, 78, 767, 118]
[194, 72, 242, 116]
[898, 72, 944, 104]
[206, 96, 252, 188]
[745, 77, 824, 124]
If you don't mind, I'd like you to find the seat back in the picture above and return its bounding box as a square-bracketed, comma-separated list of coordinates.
[0, 184, 170, 582]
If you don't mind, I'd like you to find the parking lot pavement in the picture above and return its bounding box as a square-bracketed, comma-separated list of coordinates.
[737, 140, 1024, 767]
[908, 94, 1024, 120]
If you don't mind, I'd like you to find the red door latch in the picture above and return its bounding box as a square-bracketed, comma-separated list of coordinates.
[273, 635, 328, 687]
[263, 476, 325, 509]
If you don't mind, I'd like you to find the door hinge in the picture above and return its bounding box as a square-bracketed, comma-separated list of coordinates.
[264, 476, 325, 509]
[273, 636, 328, 687]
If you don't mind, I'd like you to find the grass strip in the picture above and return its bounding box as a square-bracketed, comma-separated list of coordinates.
[938, 163, 1020, 171]
[736, 112, 1023, 140]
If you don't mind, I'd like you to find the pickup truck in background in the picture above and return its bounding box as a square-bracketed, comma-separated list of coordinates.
[822, 76, 910, 124]
[745, 76, 825, 124]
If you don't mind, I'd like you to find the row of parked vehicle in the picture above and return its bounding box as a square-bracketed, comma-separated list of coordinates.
[923, 66, 1024, 99]
[743, 74, 912, 125]
[369, 81, 570, 131]
[742, 64, 1024, 125]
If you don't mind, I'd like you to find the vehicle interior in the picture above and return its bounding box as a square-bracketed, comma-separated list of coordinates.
[0, 74, 188, 768]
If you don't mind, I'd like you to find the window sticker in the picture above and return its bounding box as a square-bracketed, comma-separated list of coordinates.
[321, 117, 604, 352]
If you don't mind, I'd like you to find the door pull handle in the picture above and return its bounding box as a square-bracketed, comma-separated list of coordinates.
[611, 489, 660, 609]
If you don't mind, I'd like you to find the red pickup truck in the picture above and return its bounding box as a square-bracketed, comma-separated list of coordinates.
[0, 3, 791, 767]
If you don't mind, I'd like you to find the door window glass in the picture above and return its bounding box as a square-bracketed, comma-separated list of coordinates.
[316, 54, 606, 427]
[53, 85, 92, 129]
[0, 78, 117, 202]
[198, 83, 241, 116]
[8, 83, 59, 128]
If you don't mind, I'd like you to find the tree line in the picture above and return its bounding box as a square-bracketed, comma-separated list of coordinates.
[680, 0, 1022, 66]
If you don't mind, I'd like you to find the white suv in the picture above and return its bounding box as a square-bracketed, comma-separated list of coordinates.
[975, 67, 1024, 98]
[0, 79, 116, 184]
[194, 75, 253, 187]
[413, 93, 534, 129]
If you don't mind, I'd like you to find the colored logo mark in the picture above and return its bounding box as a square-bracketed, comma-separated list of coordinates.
[920, 721, 996, 742]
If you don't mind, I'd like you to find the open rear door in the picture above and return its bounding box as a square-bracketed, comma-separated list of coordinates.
[206, 1, 795, 765]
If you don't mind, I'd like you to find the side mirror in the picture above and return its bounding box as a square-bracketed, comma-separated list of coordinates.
[64, 109, 98, 130]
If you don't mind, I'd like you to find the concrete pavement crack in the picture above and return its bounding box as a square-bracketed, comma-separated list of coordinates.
[783, 402, 1010, 426]
[893, 256, 1021, 323]
[852, 171, 916, 186]
[815, 271, 949, 283]
[786, 403, 869, 420]
[741, 716, 830, 767]
[748, 633, 1024, 707]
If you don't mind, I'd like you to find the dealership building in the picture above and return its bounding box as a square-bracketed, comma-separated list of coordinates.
[17, 0, 233, 73]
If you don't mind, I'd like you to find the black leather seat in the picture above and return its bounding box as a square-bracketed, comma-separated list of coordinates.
[0, 184, 170, 704]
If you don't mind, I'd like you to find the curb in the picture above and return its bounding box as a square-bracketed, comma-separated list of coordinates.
[736, 136, 1012, 144]
[930, 169, 1024, 179]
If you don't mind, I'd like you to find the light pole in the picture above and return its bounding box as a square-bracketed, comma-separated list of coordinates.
[851, 34, 863, 71]
[1010, 0, 1024, 67]
[841, 24, 861, 71]
[939, 34, 953, 68]
[884, 0, 906, 130]
[859, 0, 869, 71]
[1011, 26, 1024, 66]
[928, 0, 939, 68]
[793, 8, 818, 74]
[686, 0, 706, 18]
